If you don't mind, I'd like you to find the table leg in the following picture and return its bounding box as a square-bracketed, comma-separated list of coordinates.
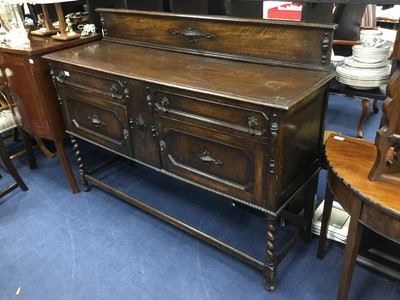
[35, 137, 55, 158]
[372, 99, 379, 113]
[54, 138, 79, 193]
[21, 129, 37, 169]
[357, 98, 370, 139]
[337, 199, 363, 300]
[317, 183, 334, 259]
[70, 135, 90, 192]
[303, 175, 318, 241]
[264, 214, 277, 291]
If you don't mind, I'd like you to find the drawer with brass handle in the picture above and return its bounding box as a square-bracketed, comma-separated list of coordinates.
[51, 64, 131, 102]
[152, 88, 268, 139]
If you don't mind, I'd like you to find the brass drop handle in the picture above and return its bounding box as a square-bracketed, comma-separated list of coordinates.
[155, 96, 170, 112]
[248, 116, 258, 135]
[87, 114, 106, 128]
[248, 116, 258, 128]
[110, 84, 118, 98]
[197, 150, 223, 165]
[160, 96, 169, 107]
[110, 84, 118, 93]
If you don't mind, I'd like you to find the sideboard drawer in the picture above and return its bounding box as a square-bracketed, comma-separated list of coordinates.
[153, 88, 268, 138]
[52, 64, 130, 102]
[156, 115, 266, 208]
[58, 85, 133, 157]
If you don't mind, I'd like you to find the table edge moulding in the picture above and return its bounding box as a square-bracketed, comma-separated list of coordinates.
[43, 8, 336, 291]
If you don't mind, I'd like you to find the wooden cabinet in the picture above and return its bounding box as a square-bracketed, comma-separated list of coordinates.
[0, 53, 59, 138]
[44, 9, 335, 290]
[0, 34, 101, 193]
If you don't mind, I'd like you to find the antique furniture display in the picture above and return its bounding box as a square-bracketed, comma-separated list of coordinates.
[318, 23, 400, 299]
[44, 8, 335, 290]
[0, 33, 101, 194]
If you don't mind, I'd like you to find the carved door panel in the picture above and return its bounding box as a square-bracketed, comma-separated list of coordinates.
[56, 84, 133, 157]
[155, 115, 267, 208]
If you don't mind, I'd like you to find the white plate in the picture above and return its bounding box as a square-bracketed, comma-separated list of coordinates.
[336, 64, 391, 78]
[352, 44, 390, 53]
[347, 85, 382, 90]
[336, 73, 388, 83]
[352, 55, 389, 63]
[344, 57, 389, 68]
[336, 75, 388, 89]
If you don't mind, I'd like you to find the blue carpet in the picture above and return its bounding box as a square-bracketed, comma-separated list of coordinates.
[0, 94, 399, 300]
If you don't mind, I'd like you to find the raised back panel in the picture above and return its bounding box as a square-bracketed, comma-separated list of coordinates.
[97, 8, 336, 70]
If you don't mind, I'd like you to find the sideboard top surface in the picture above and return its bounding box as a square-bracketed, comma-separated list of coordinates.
[44, 40, 333, 110]
[0, 34, 101, 57]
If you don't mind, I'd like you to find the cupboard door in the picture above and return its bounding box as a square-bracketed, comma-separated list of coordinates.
[58, 85, 133, 157]
[51, 64, 161, 166]
[156, 115, 267, 208]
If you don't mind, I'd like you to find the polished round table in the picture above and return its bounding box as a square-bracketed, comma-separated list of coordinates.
[317, 134, 400, 300]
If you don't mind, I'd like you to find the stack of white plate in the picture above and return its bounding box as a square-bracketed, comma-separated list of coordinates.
[336, 45, 391, 90]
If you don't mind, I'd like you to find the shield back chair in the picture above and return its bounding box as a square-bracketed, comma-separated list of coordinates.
[0, 86, 36, 198]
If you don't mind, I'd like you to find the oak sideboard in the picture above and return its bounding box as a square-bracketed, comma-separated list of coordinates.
[44, 8, 336, 290]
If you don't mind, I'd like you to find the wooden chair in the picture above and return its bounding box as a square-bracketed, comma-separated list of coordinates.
[0, 88, 36, 198]
[317, 22, 400, 300]
[332, 4, 368, 56]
